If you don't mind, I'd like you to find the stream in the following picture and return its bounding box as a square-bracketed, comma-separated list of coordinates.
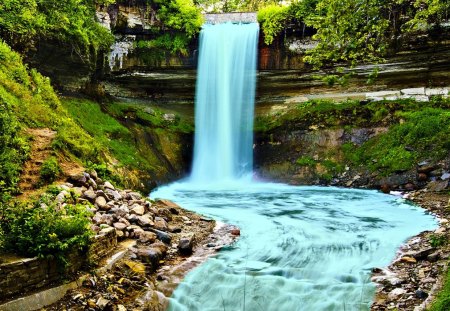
[152, 181, 437, 311]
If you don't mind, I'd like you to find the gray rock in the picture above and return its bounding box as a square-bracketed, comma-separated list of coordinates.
[427, 180, 448, 192]
[99, 227, 115, 236]
[83, 189, 97, 202]
[112, 205, 129, 218]
[104, 181, 115, 190]
[127, 192, 142, 200]
[178, 234, 195, 255]
[113, 222, 127, 231]
[137, 214, 154, 227]
[388, 288, 406, 300]
[69, 173, 87, 186]
[441, 172, 450, 180]
[56, 190, 69, 203]
[105, 188, 122, 201]
[88, 178, 97, 189]
[95, 196, 108, 209]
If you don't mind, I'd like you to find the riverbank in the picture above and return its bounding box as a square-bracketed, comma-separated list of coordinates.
[371, 190, 450, 311]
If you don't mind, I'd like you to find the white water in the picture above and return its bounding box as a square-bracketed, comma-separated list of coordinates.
[190, 23, 259, 183]
[150, 22, 437, 310]
[152, 183, 436, 310]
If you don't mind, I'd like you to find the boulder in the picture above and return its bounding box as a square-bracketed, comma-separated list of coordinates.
[178, 234, 196, 255]
[139, 231, 157, 243]
[137, 214, 154, 227]
[113, 222, 127, 231]
[104, 181, 115, 190]
[130, 204, 145, 216]
[95, 196, 108, 209]
[82, 189, 97, 202]
[105, 188, 122, 201]
[154, 217, 168, 231]
[388, 288, 406, 300]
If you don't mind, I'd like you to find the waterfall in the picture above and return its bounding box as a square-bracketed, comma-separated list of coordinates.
[190, 22, 259, 183]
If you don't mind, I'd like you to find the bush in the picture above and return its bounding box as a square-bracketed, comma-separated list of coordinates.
[40, 156, 61, 183]
[0, 201, 93, 266]
[257, 5, 290, 45]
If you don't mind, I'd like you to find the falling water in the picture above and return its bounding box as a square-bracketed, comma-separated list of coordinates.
[190, 23, 259, 183]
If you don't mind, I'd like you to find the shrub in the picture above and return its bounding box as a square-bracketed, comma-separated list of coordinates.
[258, 5, 290, 45]
[0, 201, 93, 266]
[296, 156, 316, 167]
[40, 156, 61, 183]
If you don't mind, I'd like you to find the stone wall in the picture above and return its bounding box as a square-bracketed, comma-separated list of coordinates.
[0, 229, 117, 302]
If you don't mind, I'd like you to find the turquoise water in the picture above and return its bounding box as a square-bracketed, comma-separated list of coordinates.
[190, 23, 259, 182]
[152, 182, 437, 311]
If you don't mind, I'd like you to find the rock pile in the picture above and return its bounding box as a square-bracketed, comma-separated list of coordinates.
[371, 191, 450, 310]
[58, 171, 209, 257]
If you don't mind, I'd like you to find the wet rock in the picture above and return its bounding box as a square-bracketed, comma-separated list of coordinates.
[153, 229, 172, 244]
[135, 243, 168, 267]
[418, 173, 428, 181]
[231, 229, 241, 236]
[418, 164, 437, 174]
[131, 204, 145, 216]
[104, 181, 115, 190]
[388, 288, 406, 300]
[427, 251, 440, 262]
[415, 289, 428, 299]
[405, 247, 434, 260]
[95, 196, 108, 209]
[178, 234, 195, 255]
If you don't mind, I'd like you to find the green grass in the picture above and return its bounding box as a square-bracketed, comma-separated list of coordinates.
[428, 268, 450, 311]
[61, 99, 153, 171]
[347, 107, 450, 175]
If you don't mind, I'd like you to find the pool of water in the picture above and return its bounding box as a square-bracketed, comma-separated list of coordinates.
[152, 181, 437, 311]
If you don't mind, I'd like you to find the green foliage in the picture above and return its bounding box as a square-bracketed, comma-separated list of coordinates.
[257, 5, 290, 45]
[136, 33, 190, 56]
[296, 156, 316, 167]
[429, 233, 447, 248]
[429, 268, 450, 311]
[61, 98, 146, 170]
[0, 98, 29, 195]
[347, 107, 450, 175]
[0, 201, 93, 265]
[0, 0, 113, 54]
[40, 157, 61, 183]
[255, 0, 450, 68]
[156, 0, 204, 38]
